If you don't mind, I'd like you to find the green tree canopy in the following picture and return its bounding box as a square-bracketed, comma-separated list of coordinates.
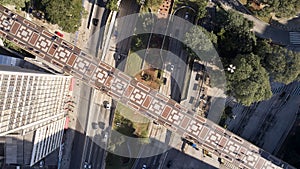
[195, 0, 207, 19]
[41, 0, 84, 33]
[255, 0, 300, 18]
[255, 40, 300, 84]
[184, 26, 217, 61]
[0, 0, 29, 9]
[106, 0, 119, 11]
[215, 10, 256, 56]
[226, 53, 272, 106]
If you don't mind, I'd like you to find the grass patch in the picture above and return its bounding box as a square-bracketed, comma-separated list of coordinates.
[114, 103, 150, 136]
[256, 14, 271, 23]
[125, 52, 143, 77]
[115, 103, 149, 123]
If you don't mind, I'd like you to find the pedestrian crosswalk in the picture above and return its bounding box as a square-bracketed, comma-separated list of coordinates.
[291, 85, 300, 96]
[225, 97, 235, 106]
[271, 85, 286, 94]
[289, 32, 300, 45]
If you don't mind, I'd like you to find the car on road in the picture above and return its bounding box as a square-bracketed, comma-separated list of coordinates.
[92, 18, 99, 26]
[54, 31, 63, 37]
[102, 131, 108, 141]
[103, 101, 111, 109]
[167, 64, 174, 72]
[114, 53, 121, 60]
[51, 35, 57, 41]
[92, 122, 99, 129]
[167, 160, 173, 168]
[84, 162, 92, 169]
[185, 12, 189, 19]
[98, 122, 105, 129]
[142, 164, 147, 169]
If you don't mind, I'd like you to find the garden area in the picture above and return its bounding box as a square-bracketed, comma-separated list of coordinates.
[135, 68, 164, 90]
[106, 104, 151, 169]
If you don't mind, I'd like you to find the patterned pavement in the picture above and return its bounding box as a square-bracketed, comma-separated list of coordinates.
[0, 5, 296, 169]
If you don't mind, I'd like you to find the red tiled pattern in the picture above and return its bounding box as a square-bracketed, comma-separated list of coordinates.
[0, 6, 293, 169]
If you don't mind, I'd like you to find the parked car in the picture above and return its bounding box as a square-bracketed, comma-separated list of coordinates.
[92, 18, 99, 26]
[84, 162, 92, 169]
[103, 101, 111, 109]
[55, 31, 64, 37]
[142, 164, 147, 169]
[185, 12, 189, 19]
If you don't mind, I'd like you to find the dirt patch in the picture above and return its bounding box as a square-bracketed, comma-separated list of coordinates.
[134, 68, 163, 90]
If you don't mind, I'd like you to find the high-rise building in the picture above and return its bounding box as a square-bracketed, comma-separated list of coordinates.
[0, 65, 71, 167]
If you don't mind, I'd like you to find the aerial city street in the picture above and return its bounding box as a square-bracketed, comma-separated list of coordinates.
[0, 0, 299, 169]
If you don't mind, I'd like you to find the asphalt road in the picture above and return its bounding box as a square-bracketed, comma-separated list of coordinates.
[69, 1, 110, 167]
[86, 0, 109, 57]
[69, 83, 93, 169]
[133, 130, 172, 169]
[83, 102, 111, 169]
[161, 148, 217, 169]
[216, 0, 290, 45]
[115, 0, 140, 71]
[167, 10, 194, 102]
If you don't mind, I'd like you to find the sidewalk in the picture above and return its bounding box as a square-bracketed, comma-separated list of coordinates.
[60, 79, 83, 169]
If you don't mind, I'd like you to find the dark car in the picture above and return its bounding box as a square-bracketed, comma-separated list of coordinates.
[167, 160, 173, 168]
[92, 18, 99, 26]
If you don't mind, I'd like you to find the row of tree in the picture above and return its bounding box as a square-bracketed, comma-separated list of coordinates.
[252, 0, 300, 18]
[184, 9, 300, 106]
[0, 0, 85, 33]
[0, 0, 28, 9]
[39, 0, 85, 33]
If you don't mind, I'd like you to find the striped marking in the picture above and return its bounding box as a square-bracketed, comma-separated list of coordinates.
[142, 95, 153, 108]
[199, 126, 209, 139]
[180, 116, 190, 129]
[137, 82, 150, 92]
[161, 105, 172, 119]
[124, 85, 134, 98]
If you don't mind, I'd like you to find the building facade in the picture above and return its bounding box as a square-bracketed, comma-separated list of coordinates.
[0, 66, 71, 167]
[0, 66, 70, 136]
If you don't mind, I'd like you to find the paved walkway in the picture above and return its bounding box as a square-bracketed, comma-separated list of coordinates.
[60, 79, 83, 169]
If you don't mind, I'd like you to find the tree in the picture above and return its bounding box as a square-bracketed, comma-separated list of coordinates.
[226, 53, 272, 106]
[215, 10, 256, 55]
[195, 0, 207, 19]
[0, 0, 29, 9]
[256, 0, 300, 18]
[41, 0, 85, 33]
[106, 0, 119, 11]
[256, 41, 300, 84]
[184, 25, 217, 62]
[145, 0, 162, 8]
[184, 25, 217, 61]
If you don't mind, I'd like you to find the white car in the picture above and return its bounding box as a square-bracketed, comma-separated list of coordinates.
[142, 164, 147, 169]
[103, 101, 111, 109]
[84, 162, 92, 169]
[185, 12, 189, 19]
[102, 132, 108, 141]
